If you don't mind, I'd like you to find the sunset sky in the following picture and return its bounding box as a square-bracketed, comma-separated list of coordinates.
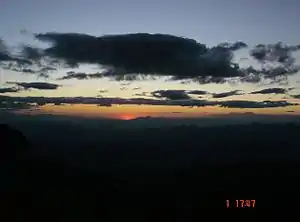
[1, 0, 300, 119]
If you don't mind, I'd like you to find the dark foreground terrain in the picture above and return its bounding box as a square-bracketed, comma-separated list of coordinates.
[1, 117, 300, 220]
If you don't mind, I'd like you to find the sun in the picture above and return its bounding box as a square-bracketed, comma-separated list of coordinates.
[119, 114, 135, 120]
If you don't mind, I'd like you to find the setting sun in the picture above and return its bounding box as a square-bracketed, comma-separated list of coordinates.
[119, 114, 135, 120]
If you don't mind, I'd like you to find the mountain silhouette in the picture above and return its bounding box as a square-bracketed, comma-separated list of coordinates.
[0, 124, 29, 165]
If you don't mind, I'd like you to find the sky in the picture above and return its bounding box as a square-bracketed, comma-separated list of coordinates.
[1, 0, 300, 119]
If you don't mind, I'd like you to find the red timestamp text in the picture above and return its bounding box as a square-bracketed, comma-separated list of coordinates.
[225, 199, 256, 208]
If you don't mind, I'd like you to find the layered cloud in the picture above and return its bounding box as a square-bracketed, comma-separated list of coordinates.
[250, 88, 289, 95]
[186, 90, 209, 95]
[29, 33, 242, 80]
[250, 42, 300, 64]
[0, 87, 20, 93]
[6, 82, 60, 90]
[141, 87, 293, 100]
[0, 101, 34, 110]
[291, 95, 300, 99]
[218, 41, 248, 51]
[212, 90, 243, 98]
[0, 94, 297, 109]
[57, 71, 104, 80]
[151, 90, 191, 100]
[1, 33, 300, 85]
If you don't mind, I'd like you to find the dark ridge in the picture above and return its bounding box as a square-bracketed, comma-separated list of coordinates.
[0, 124, 29, 164]
[1, 122, 300, 220]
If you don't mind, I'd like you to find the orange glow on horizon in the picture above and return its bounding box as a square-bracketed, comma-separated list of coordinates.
[119, 114, 136, 120]
[14, 103, 300, 119]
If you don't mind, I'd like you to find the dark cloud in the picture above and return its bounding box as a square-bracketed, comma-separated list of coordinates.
[250, 42, 300, 64]
[0, 33, 298, 85]
[217, 100, 296, 109]
[86, 72, 104, 79]
[133, 92, 149, 97]
[0, 101, 35, 110]
[109, 74, 160, 81]
[0, 95, 297, 109]
[132, 87, 141, 90]
[99, 89, 108, 93]
[58, 71, 88, 80]
[0, 39, 33, 67]
[57, 71, 104, 80]
[291, 95, 300, 99]
[134, 89, 209, 98]
[0, 39, 9, 55]
[1, 43, 72, 76]
[39, 66, 57, 72]
[0, 53, 12, 61]
[218, 41, 248, 51]
[0, 54, 32, 66]
[239, 74, 262, 84]
[151, 90, 191, 100]
[238, 65, 300, 84]
[138, 88, 288, 100]
[20, 45, 43, 61]
[21, 68, 36, 74]
[212, 90, 242, 98]
[8, 65, 58, 80]
[243, 42, 300, 84]
[53, 102, 63, 106]
[97, 103, 112, 107]
[194, 76, 228, 84]
[6, 81, 60, 90]
[1, 57, 57, 79]
[20, 32, 242, 81]
[260, 66, 300, 78]
[174, 76, 229, 84]
[187, 90, 209, 95]
[38, 72, 50, 79]
[0, 87, 20, 94]
[250, 88, 289, 95]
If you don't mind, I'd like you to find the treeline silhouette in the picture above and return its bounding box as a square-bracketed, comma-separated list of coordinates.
[1, 122, 300, 220]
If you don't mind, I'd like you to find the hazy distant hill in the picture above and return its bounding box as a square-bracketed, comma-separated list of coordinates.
[1, 110, 300, 173]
